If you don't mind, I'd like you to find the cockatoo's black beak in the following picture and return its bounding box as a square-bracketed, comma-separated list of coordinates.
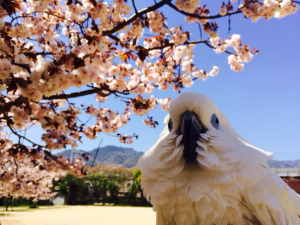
[177, 111, 207, 164]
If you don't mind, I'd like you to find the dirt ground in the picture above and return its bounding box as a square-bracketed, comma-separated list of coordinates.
[0, 205, 156, 225]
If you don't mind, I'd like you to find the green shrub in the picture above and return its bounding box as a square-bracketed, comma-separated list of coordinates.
[29, 204, 38, 209]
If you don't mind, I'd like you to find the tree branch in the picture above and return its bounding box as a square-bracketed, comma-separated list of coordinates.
[63, 92, 85, 124]
[102, 0, 171, 36]
[23, 51, 54, 57]
[144, 39, 230, 53]
[132, 0, 138, 14]
[108, 33, 129, 48]
[0, 49, 13, 57]
[143, 39, 206, 51]
[203, 41, 235, 55]
[0, 96, 29, 114]
[7, 122, 44, 148]
[13, 158, 19, 178]
[43, 88, 103, 100]
[166, 2, 242, 20]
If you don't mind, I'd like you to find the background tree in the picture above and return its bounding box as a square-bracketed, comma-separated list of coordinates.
[2, 195, 13, 211]
[107, 180, 119, 203]
[0, 0, 298, 200]
[87, 165, 133, 203]
[56, 173, 89, 205]
[130, 168, 142, 198]
[87, 172, 103, 202]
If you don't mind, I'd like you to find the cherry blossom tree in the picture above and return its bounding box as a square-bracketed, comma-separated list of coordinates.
[0, 0, 298, 200]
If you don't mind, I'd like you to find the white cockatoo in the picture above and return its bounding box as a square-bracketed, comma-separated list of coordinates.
[137, 92, 300, 225]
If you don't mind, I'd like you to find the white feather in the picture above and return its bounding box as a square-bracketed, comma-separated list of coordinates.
[137, 92, 300, 225]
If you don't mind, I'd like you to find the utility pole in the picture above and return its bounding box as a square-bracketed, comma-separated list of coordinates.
[70, 148, 75, 162]
[91, 138, 103, 167]
[70, 148, 82, 162]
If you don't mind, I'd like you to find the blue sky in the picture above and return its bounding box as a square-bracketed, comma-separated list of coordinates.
[8, 1, 300, 161]
[97, 1, 300, 161]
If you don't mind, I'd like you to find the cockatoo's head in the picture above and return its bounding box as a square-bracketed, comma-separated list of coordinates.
[168, 92, 226, 165]
[138, 92, 273, 177]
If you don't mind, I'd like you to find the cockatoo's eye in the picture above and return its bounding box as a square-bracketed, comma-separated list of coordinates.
[210, 113, 219, 129]
[168, 118, 173, 131]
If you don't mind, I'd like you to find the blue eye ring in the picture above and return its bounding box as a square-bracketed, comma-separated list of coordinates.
[210, 114, 219, 129]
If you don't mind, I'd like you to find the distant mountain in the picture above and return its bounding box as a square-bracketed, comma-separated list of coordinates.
[268, 159, 300, 168]
[56, 146, 299, 169]
[56, 145, 144, 168]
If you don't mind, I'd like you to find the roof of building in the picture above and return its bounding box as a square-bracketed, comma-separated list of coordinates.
[271, 168, 300, 177]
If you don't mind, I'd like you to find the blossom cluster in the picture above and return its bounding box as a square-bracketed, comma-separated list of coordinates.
[146, 10, 167, 34]
[175, 0, 201, 13]
[0, 132, 85, 199]
[129, 95, 157, 116]
[118, 134, 135, 144]
[84, 106, 131, 137]
[210, 34, 254, 71]
[240, 0, 298, 21]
